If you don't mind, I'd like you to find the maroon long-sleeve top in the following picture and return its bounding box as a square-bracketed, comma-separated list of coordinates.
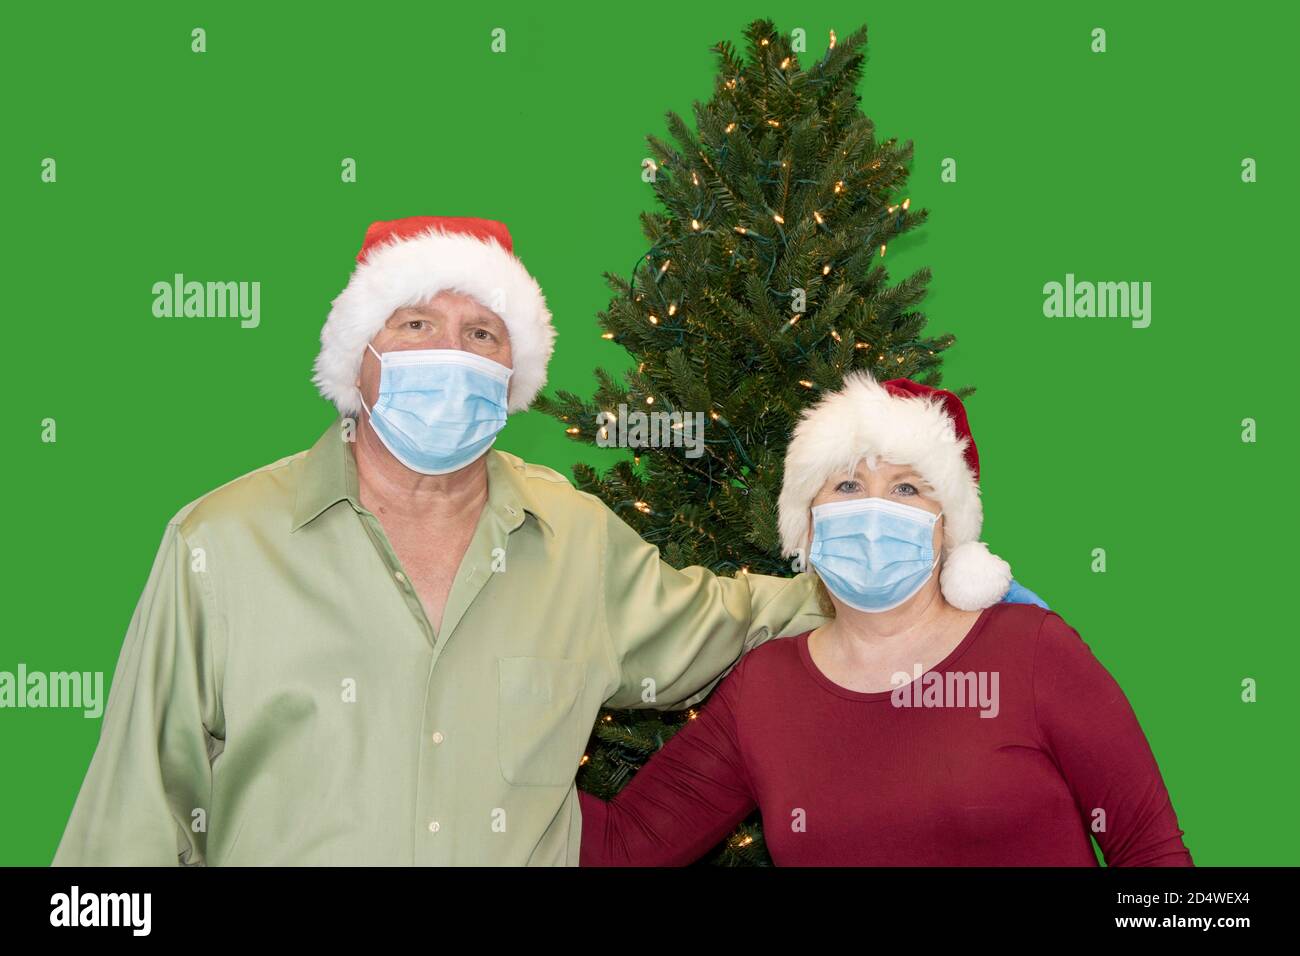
[579, 603, 1192, 866]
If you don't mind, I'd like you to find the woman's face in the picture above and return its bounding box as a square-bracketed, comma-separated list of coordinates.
[807, 459, 944, 557]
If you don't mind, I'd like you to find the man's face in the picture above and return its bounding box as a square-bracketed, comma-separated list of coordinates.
[356, 290, 514, 410]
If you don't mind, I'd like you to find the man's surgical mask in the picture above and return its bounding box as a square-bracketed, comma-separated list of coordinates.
[359, 345, 511, 475]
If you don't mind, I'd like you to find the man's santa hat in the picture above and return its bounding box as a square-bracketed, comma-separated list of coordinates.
[313, 216, 556, 418]
[778, 371, 1012, 611]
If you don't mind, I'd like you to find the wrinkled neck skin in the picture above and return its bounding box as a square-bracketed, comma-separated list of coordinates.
[352, 415, 489, 524]
[823, 564, 961, 651]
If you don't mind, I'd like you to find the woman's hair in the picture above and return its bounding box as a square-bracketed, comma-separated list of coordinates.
[813, 574, 837, 617]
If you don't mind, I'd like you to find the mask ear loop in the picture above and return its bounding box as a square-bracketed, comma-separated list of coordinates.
[357, 344, 383, 421]
[930, 510, 946, 572]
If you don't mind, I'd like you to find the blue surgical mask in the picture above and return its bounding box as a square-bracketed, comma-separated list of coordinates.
[359, 345, 512, 475]
[808, 497, 942, 613]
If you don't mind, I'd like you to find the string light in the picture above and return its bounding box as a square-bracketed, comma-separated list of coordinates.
[813, 210, 824, 224]
[789, 314, 801, 326]
[668, 303, 678, 316]
[658, 259, 671, 275]
[634, 501, 651, 514]
[834, 180, 844, 194]
[766, 119, 780, 127]
[799, 379, 813, 388]
[780, 57, 790, 69]
[830, 329, 841, 342]
[734, 225, 748, 234]
[580, 754, 590, 766]
[646, 396, 655, 405]
[902, 198, 911, 210]
[565, 427, 580, 435]
[601, 332, 614, 339]
[829, 29, 837, 48]
[822, 263, 831, 274]
[725, 122, 737, 133]
[691, 171, 700, 185]
[709, 410, 720, 420]
[880, 243, 887, 256]
[772, 213, 784, 224]
[648, 314, 659, 325]
[691, 219, 701, 230]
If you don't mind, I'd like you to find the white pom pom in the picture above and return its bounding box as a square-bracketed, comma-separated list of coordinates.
[940, 541, 1012, 611]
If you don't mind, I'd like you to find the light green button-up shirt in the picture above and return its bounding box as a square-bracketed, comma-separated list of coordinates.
[53, 419, 827, 866]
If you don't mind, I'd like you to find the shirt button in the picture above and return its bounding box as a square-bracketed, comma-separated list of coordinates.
[427, 820, 440, 833]
[431, 731, 444, 744]
[394, 571, 407, 584]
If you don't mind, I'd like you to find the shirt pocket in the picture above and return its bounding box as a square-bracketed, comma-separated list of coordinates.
[497, 656, 588, 787]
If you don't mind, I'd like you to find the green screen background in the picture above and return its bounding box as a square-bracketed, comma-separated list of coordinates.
[2, 1, 1294, 865]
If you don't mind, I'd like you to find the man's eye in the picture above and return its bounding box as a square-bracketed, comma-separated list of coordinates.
[471, 328, 494, 341]
[407, 320, 427, 330]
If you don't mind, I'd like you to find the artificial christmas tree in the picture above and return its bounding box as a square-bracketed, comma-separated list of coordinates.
[537, 18, 965, 865]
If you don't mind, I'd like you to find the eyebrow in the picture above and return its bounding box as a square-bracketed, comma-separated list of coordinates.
[397, 302, 504, 326]
[395, 303, 438, 318]
[851, 467, 928, 487]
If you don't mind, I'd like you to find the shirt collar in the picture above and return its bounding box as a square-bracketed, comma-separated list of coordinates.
[290, 418, 552, 535]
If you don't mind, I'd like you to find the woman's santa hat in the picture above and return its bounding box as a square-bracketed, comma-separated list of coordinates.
[313, 215, 556, 418]
[778, 371, 1012, 611]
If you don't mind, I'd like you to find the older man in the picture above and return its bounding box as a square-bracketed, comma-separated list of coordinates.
[52, 216, 838, 866]
[54, 215, 1042, 866]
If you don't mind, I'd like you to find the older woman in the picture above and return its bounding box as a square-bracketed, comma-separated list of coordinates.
[579, 372, 1192, 866]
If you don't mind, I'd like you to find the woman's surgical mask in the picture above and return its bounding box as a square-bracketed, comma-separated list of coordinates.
[808, 496, 942, 613]
[359, 345, 512, 475]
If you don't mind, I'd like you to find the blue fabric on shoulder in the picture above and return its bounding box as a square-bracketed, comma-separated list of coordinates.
[1000, 579, 1049, 610]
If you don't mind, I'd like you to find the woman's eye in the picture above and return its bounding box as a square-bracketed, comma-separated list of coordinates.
[835, 480, 861, 494]
[894, 482, 917, 496]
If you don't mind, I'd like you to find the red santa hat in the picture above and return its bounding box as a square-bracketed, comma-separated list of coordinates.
[778, 371, 1012, 611]
[313, 216, 556, 418]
